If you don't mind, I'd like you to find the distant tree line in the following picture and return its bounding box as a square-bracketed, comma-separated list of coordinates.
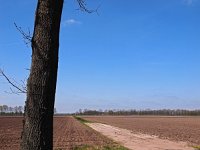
[0, 105, 58, 116]
[74, 109, 200, 116]
[0, 105, 24, 115]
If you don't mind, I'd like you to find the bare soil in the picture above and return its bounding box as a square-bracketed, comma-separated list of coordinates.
[83, 116, 200, 145]
[53, 116, 115, 149]
[87, 123, 194, 150]
[0, 116, 115, 150]
[0, 117, 22, 150]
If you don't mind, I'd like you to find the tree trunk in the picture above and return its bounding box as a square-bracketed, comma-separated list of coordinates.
[21, 0, 63, 149]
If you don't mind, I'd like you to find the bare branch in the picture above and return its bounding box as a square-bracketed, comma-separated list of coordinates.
[0, 69, 27, 94]
[5, 88, 20, 95]
[76, 0, 100, 14]
[14, 23, 32, 46]
[25, 68, 31, 71]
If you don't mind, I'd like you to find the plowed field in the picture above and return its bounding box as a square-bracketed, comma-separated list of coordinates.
[82, 116, 200, 145]
[0, 116, 115, 150]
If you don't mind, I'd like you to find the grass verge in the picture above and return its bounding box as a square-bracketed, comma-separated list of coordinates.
[73, 116, 92, 124]
[193, 146, 200, 150]
[74, 145, 128, 150]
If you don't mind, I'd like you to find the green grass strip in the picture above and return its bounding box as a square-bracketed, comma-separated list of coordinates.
[74, 145, 128, 150]
[74, 116, 91, 124]
[193, 146, 200, 150]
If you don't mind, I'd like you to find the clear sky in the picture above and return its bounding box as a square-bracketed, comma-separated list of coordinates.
[0, 0, 200, 113]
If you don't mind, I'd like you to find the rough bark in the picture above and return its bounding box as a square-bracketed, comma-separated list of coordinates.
[21, 0, 63, 149]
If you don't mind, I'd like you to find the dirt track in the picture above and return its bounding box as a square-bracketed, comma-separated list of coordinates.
[0, 116, 114, 150]
[87, 123, 194, 150]
[83, 116, 200, 145]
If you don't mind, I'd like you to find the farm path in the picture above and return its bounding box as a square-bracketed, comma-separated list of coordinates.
[86, 123, 194, 150]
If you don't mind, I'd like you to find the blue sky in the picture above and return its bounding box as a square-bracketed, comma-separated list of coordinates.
[0, 0, 200, 113]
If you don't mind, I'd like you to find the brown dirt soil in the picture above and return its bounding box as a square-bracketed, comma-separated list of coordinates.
[53, 116, 115, 150]
[0, 116, 115, 150]
[82, 116, 200, 146]
[0, 116, 22, 150]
